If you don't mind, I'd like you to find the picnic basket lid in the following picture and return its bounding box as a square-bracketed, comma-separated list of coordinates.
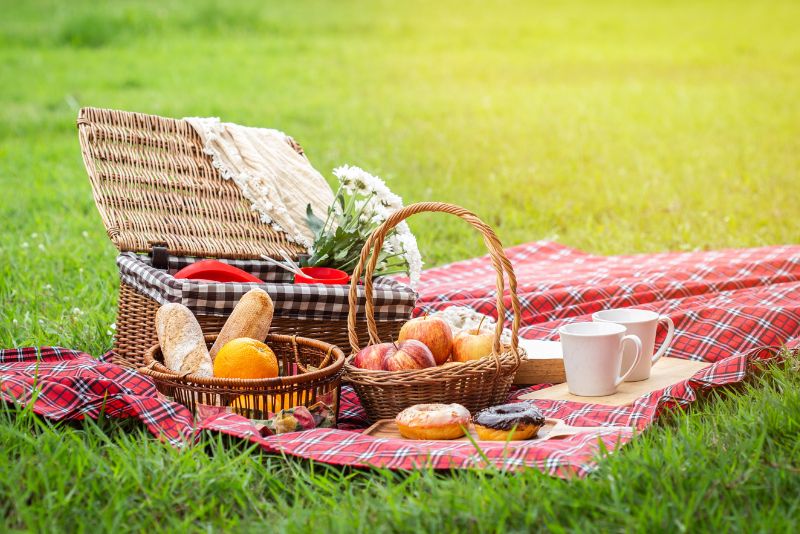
[77, 107, 307, 259]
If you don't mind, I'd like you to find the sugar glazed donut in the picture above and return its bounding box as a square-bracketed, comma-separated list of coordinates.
[472, 402, 546, 441]
[395, 403, 471, 440]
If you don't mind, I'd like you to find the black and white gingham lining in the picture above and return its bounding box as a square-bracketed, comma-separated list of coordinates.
[117, 252, 416, 321]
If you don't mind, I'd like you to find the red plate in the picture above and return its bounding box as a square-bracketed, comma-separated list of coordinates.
[173, 260, 263, 283]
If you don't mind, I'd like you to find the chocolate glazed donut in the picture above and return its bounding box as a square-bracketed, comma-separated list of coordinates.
[472, 402, 546, 441]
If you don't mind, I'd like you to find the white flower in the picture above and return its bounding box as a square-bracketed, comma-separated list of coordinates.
[21, 242, 29, 249]
[71, 307, 83, 316]
[82, 231, 89, 238]
[109, 322, 116, 330]
[379, 193, 403, 209]
[354, 177, 369, 193]
[388, 221, 423, 289]
[31, 233, 38, 238]
[43, 284, 53, 291]
[38, 243, 46, 252]
[372, 182, 403, 210]
[316, 164, 422, 286]
[369, 201, 390, 222]
[333, 165, 395, 200]
[333, 166, 356, 193]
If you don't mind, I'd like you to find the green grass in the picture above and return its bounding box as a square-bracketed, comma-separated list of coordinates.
[1, 0, 799, 531]
[2, 359, 798, 531]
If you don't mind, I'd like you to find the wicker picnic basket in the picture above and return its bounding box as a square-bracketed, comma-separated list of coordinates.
[344, 202, 522, 421]
[140, 334, 345, 420]
[77, 107, 414, 368]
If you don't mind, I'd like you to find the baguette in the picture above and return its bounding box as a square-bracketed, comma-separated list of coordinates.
[209, 288, 275, 360]
[155, 303, 213, 377]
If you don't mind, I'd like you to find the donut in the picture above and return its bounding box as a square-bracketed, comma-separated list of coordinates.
[472, 402, 546, 441]
[395, 403, 471, 440]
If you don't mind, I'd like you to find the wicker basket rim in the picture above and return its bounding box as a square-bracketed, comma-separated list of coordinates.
[141, 333, 345, 387]
[342, 348, 518, 383]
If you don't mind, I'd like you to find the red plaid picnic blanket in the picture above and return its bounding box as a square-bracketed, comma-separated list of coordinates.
[2, 242, 799, 477]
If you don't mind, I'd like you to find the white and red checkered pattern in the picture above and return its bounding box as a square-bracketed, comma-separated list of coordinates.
[2, 242, 799, 477]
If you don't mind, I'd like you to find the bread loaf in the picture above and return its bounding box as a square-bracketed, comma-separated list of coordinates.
[210, 288, 275, 360]
[155, 303, 213, 377]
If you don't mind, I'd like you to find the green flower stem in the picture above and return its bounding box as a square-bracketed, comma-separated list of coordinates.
[305, 180, 411, 279]
[345, 193, 376, 232]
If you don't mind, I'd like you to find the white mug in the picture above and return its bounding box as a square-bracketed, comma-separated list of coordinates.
[592, 308, 675, 382]
[558, 322, 642, 397]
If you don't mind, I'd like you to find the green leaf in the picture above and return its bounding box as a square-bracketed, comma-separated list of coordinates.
[306, 203, 326, 235]
[334, 246, 351, 261]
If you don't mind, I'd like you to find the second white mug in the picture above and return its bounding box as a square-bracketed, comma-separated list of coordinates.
[592, 308, 675, 382]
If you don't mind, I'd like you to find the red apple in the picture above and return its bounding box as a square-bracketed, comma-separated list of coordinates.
[452, 328, 495, 363]
[398, 316, 453, 365]
[382, 340, 436, 371]
[353, 343, 394, 370]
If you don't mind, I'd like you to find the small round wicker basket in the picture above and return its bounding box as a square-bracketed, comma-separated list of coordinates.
[140, 334, 345, 421]
[343, 202, 522, 421]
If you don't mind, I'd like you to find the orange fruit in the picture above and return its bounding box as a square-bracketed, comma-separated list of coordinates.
[230, 392, 300, 415]
[213, 338, 279, 379]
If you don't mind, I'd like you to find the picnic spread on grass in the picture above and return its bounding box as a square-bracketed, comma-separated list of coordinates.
[1, 107, 799, 478]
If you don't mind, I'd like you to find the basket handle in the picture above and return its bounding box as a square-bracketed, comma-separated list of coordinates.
[347, 202, 521, 366]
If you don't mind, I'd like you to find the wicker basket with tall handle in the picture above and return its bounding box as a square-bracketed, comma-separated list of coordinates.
[344, 202, 522, 421]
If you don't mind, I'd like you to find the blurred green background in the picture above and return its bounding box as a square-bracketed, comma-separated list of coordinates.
[2, 0, 799, 351]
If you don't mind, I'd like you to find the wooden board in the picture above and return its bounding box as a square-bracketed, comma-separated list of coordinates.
[514, 358, 566, 385]
[518, 356, 711, 406]
[513, 339, 566, 385]
[362, 418, 620, 443]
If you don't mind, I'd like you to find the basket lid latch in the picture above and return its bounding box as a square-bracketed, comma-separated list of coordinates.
[149, 243, 169, 271]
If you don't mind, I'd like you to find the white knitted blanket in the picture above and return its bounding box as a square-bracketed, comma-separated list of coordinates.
[185, 117, 334, 248]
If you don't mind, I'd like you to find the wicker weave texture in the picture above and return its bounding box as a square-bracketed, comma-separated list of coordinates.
[112, 281, 405, 369]
[77, 107, 306, 259]
[344, 202, 522, 421]
[140, 334, 345, 420]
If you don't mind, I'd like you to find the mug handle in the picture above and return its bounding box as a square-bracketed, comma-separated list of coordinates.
[651, 316, 675, 364]
[615, 335, 642, 386]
